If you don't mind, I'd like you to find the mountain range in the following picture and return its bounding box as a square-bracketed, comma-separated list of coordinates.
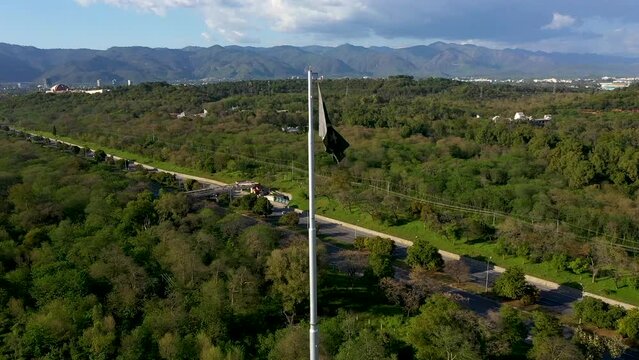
[2, 42, 639, 84]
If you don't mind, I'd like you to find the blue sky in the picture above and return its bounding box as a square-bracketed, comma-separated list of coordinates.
[2, 0, 639, 56]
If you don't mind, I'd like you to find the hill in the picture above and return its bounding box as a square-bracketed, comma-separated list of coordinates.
[2, 41, 639, 84]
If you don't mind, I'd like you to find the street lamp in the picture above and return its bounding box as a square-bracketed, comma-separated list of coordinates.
[485, 256, 492, 293]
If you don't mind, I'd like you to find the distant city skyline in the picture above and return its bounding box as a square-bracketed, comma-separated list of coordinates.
[2, 0, 639, 57]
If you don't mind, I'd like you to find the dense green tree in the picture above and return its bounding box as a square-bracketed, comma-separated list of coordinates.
[407, 294, 489, 360]
[617, 309, 639, 342]
[574, 297, 626, 329]
[94, 149, 107, 162]
[529, 336, 584, 360]
[79, 306, 117, 360]
[492, 266, 535, 301]
[362, 237, 396, 278]
[252, 196, 272, 216]
[406, 238, 444, 271]
[573, 326, 626, 360]
[277, 211, 299, 227]
[259, 324, 329, 360]
[496, 306, 527, 351]
[4, 79, 639, 359]
[155, 192, 189, 223]
[265, 239, 309, 324]
[236, 193, 257, 211]
[119, 191, 158, 234]
[531, 310, 562, 338]
[335, 329, 392, 360]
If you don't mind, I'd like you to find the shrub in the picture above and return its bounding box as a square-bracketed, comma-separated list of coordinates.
[618, 310, 639, 342]
[574, 297, 626, 329]
[406, 238, 443, 271]
[278, 211, 300, 226]
[353, 237, 368, 250]
[493, 266, 534, 301]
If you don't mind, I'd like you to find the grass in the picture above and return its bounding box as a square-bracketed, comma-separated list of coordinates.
[20, 128, 639, 307]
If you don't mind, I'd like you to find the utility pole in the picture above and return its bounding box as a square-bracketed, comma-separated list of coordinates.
[485, 256, 492, 293]
[307, 68, 319, 360]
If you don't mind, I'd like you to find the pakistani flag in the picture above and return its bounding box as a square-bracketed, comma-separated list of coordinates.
[318, 85, 349, 163]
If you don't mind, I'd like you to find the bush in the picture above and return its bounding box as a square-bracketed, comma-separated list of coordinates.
[278, 211, 300, 226]
[252, 197, 272, 216]
[406, 238, 443, 271]
[550, 253, 569, 271]
[618, 310, 639, 342]
[574, 297, 626, 329]
[353, 237, 368, 250]
[532, 311, 562, 338]
[94, 149, 107, 162]
[363, 237, 395, 257]
[359, 237, 395, 279]
[568, 257, 589, 275]
[520, 285, 540, 305]
[493, 266, 533, 301]
[235, 193, 257, 210]
[216, 192, 231, 207]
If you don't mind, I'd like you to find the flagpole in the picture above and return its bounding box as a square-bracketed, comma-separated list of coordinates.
[307, 68, 319, 360]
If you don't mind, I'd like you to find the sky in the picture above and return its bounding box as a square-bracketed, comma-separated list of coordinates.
[2, 0, 639, 56]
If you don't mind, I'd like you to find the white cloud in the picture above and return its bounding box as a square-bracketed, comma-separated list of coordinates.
[542, 12, 576, 30]
[73, 0, 639, 56]
[75, 0, 368, 42]
[74, 0, 204, 15]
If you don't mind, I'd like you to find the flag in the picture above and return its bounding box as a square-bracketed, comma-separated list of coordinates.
[318, 85, 349, 163]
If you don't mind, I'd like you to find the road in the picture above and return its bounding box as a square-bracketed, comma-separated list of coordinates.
[298, 211, 580, 314]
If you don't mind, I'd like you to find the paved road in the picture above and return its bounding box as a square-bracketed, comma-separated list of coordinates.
[298, 215, 503, 317]
[297, 211, 581, 313]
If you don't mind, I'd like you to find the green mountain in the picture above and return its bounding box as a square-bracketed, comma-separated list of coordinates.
[2, 41, 639, 84]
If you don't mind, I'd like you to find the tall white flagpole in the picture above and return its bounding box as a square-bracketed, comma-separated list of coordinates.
[307, 68, 319, 360]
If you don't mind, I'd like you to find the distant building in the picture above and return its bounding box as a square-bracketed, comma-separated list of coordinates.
[513, 112, 528, 121]
[265, 192, 290, 204]
[282, 126, 302, 133]
[196, 109, 208, 118]
[530, 114, 552, 127]
[600, 82, 630, 91]
[47, 84, 70, 93]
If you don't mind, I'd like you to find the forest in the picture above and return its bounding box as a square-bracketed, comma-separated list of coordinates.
[3, 125, 637, 360]
[1, 79, 638, 299]
[1, 78, 639, 358]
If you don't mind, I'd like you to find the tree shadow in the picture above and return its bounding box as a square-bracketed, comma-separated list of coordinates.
[560, 281, 583, 291]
